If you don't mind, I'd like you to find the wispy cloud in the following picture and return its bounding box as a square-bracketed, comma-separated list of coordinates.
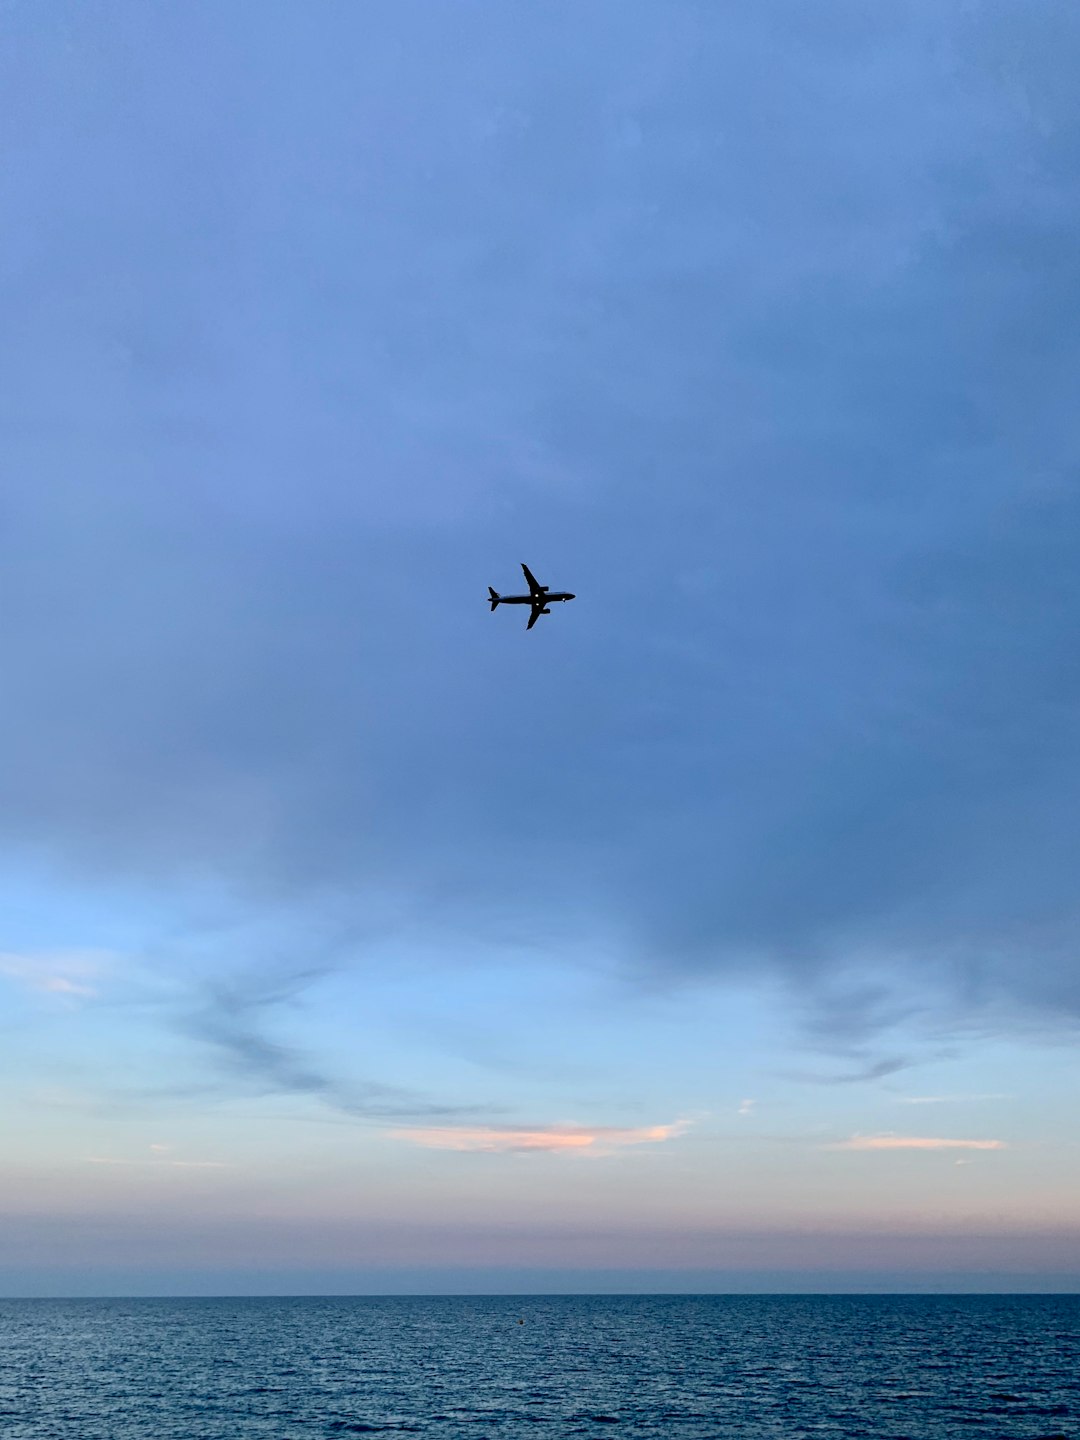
[899, 1094, 1013, 1105]
[393, 1120, 691, 1155]
[826, 1135, 1007, 1152]
[181, 964, 486, 1122]
[0, 950, 110, 1001]
[738, 1098, 756, 1117]
[781, 1056, 916, 1086]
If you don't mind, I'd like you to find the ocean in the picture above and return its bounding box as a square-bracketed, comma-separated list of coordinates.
[0, 1294, 1076, 1439]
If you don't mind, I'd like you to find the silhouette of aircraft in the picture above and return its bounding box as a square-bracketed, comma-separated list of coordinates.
[488, 563, 576, 630]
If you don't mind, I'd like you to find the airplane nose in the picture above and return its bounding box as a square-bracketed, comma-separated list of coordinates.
[567, 593, 576, 600]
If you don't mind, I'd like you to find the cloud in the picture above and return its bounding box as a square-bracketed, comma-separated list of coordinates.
[826, 1135, 1007, 1152]
[0, 951, 108, 1001]
[41, 977, 94, 996]
[180, 964, 488, 1122]
[392, 1120, 691, 1154]
[899, 1094, 1013, 1105]
[2, 1, 1080, 1061]
[737, 1099, 756, 1117]
[781, 1056, 918, 1086]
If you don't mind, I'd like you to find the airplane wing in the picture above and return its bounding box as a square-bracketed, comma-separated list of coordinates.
[526, 603, 545, 630]
[521, 563, 544, 596]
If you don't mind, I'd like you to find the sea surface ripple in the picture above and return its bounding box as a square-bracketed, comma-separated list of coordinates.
[0, 1294, 1077, 1439]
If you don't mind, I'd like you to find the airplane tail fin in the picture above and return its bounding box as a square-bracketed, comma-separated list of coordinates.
[488, 586, 500, 611]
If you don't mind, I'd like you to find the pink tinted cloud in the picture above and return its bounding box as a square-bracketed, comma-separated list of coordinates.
[392, 1120, 690, 1154]
[0, 950, 105, 999]
[827, 1135, 1006, 1152]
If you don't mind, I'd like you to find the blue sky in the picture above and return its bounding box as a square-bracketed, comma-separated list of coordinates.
[2, 0, 1080, 1295]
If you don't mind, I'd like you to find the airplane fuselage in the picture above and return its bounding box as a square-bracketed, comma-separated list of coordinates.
[495, 591, 575, 606]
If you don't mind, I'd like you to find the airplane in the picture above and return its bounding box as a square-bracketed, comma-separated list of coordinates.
[488, 563, 576, 630]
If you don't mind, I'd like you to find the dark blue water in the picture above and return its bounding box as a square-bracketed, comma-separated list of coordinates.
[0, 1295, 1076, 1439]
